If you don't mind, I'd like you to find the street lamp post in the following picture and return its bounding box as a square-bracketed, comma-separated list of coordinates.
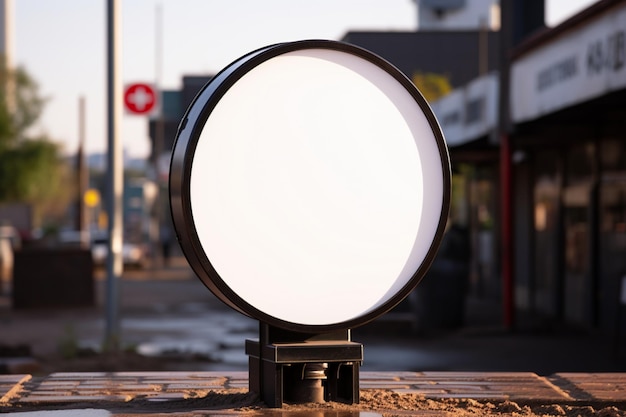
[104, 0, 123, 351]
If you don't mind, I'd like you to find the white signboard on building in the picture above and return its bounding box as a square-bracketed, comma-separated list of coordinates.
[512, 3, 626, 123]
[431, 72, 498, 146]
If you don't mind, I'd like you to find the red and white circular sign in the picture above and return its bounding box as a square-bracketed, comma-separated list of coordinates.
[124, 83, 157, 115]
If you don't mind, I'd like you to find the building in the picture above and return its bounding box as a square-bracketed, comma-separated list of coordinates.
[149, 2, 626, 343]
[342, 1, 545, 330]
[146, 76, 213, 253]
[148, 75, 213, 164]
[342, 31, 499, 88]
[416, 0, 500, 30]
[429, 0, 626, 345]
[508, 0, 626, 336]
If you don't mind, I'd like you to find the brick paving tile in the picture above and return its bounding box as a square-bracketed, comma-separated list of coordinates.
[360, 372, 573, 402]
[224, 372, 250, 389]
[552, 373, 626, 402]
[49, 372, 109, 378]
[390, 388, 449, 395]
[137, 392, 189, 400]
[420, 371, 540, 379]
[166, 383, 225, 390]
[3, 371, 626, 410]
[361, 379, 414, 386]
[361, 384, 413, 389]
[228, 381, 249, 389]
[361, 371, 419, 379]
[16, 394, 133, 403]
[423, 393, 510, 399]
[115, 371, 196, 377]
[0, 374, 30, 403]
[7, 372, 240, 407]
[38, 380, 78, 387]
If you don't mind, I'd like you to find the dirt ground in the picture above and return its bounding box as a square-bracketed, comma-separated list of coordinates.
[98, 388, 626, 417]
[292, 390, 626, 417]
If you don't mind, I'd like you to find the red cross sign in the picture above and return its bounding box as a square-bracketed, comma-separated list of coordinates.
[124, 83, 158, 115]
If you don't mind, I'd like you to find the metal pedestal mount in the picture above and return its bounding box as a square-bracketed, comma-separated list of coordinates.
[245, 323, 362, 407]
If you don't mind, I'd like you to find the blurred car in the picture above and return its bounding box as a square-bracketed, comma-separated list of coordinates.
[59, 230, 146, 268]
[58, 229, 90, 247]
[0, 225, 22, 249]
[91, 233, 146, 269]
[0, 225, 19, 281]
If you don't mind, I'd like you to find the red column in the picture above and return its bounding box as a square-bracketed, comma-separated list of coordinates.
[500, 134, 514, 328]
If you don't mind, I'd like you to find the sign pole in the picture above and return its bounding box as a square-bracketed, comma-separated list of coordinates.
[76, 96, 88, 240]
[104, 0, 123, 352]
[154, 3, 165, 266]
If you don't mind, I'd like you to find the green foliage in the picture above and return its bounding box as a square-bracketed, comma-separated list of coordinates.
[58, 324, 79, 359]
[0, 61, 71, 227]
[0, 138, 63, 201]
[0, 64, 46, 148]
[411, 72, 453, 102]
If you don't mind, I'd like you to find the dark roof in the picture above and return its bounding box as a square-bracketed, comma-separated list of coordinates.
[512, 0, 626, 59]
[341, 30, 499, 88]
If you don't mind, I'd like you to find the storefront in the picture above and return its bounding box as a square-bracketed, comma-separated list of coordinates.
[429, 0, 626, 339]
[509, 0, 626, 335]
[431, 73, 501, 303]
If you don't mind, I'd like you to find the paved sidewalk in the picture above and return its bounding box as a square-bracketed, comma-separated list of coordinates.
[2, 256, 626, 415]
[1, 371, 625, 415]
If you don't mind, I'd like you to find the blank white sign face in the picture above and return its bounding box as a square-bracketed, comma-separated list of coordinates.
[185, 45, 448, 327]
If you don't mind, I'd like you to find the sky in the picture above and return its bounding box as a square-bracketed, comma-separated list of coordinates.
[12, 0, 596, 160]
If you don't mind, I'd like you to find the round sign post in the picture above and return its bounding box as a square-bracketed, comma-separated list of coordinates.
[123, 83, 158, 115]
[169, 40, 450, 407]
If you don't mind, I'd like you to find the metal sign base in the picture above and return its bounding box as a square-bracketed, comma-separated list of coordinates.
[245, 323, 363, 407]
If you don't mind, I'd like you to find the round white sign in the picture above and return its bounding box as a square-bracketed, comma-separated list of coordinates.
[170, 40, 450, 332]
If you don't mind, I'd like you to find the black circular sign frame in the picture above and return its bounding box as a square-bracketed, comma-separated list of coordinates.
[169, 39, 451, 333]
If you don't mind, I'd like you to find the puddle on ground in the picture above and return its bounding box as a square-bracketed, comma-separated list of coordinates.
[4, 410, 111, 416]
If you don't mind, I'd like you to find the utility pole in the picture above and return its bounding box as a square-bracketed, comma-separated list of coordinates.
[153, 3, 165, 266]
[0, 0, 14, 112]
[76, 96, 88, 242]
[105, 0, 123, 351]
[498, 0, 514, 330]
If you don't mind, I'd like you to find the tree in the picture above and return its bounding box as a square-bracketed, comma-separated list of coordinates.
[412, 72, 453, 103]
[0, 62, 72, 228]
[0, 63, 45, 147]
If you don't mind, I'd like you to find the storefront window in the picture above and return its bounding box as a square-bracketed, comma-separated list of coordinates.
[562, 143, 594, 326]
[598, 138, 626, 333]
[601, 138, 626, 175]
[533, 151, 560, 317]
[471, 166, 498, 297]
